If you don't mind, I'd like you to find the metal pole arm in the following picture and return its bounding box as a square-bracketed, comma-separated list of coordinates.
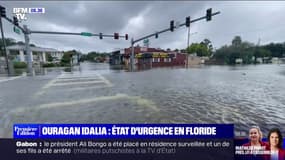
[133, 11, 220, 44]
[31, 31, 127, 39]
[3, 17, 25, 33]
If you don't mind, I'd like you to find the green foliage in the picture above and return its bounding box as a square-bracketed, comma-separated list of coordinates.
[254, 48, 271, 58]
[264, 43, 284, 57]
[232, 36, 242, 48]
[0, 38, 17, 47]
[213, 36, 278, 64]
[42, 63, 56, 67]
[186, 39, 213, 57]
[13, 62, 27, 68]
[61, 51, 73, 64]
[46, 53, 53, 62]
[80, 51, 109, 62]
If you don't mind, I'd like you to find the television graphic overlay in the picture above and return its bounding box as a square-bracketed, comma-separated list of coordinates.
[0, 1, 285, 160]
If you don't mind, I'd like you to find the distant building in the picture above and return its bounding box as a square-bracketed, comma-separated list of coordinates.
[256, 58, 263, 63]
[271, 57, 279, 64]
[123, 46, 186, 69]
[235, 58, 243, 64]
[109, 49, 124, 65]
[6, 44, 63, 64]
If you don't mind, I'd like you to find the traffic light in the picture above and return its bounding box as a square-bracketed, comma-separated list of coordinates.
[186, 16, 190, 27]
[99, 33, 103, 39]
[155, 33, 158, 39]
[13, 16, 19, 26]
[206, 8, 212, 21]
[170, 20, 174, 32]
[0, 6, 6, 17]
[114, 33, 119, 40]
[125, 34, 128, 40]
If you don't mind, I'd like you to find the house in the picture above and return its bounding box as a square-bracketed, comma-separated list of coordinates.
[6, 44, 63, 64]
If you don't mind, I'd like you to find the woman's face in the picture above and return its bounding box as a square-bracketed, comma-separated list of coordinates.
[249, 128, 260, 142]
[269, 132, 279, 148]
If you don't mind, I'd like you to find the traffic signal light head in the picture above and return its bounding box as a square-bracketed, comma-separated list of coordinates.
[206, 8, 212, 21]
[13, 16, 19, 26]
[125, 34, 128, 40]
[170, 20, 174, 32]
[114, 33, 119, 40]
[186, 16, 190, 27]
[155, 33, 158, 39]
[99, 33, 103, 39]
[0, 6, 6, 17]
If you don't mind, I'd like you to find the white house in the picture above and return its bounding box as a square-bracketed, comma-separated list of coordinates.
[6, 44, 63, 64]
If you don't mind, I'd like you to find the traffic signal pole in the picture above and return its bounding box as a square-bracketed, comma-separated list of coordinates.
[23, 25, 33, 75]
[30, 31, 126, 39]
[1, 5, 129, 75]
[130, 10, 220, 71]
[0, 16, 11, 75]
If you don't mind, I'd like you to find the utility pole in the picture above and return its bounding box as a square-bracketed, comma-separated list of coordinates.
[186, 31, 198, 68]
[23, 25, 33, 75]
[130, 38, 135, 71]
[186, 26, 190, 68]
[0, 14, 12, 75]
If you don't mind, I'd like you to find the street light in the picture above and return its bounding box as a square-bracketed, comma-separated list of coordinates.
[186, 30, 198, 68]
[187, 29, 198, 49]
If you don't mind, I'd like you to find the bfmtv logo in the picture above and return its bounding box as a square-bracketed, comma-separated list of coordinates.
[13, 7, 45, 21]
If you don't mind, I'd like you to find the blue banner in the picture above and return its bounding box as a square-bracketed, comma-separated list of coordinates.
[13, 124, 233, 139]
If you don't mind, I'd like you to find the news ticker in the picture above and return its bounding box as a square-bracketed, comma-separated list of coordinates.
[14, 124, 233, 139]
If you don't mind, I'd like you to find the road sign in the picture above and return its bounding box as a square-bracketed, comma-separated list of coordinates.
[80, 32, 92, 36]
[13, 26, 21, 34]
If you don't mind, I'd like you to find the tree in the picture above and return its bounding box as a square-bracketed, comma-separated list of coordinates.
[264, 43, 283, 57]
[46, 53, 53, 62]
[0, 38, 17, 56]
[0, 38, 16, 47]
[254, 48, 271, 58]
[61, 50, 77, 64]
[232, 36, 242, 48]
[186, 39, 213, 57]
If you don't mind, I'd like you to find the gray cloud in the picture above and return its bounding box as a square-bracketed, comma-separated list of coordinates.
[1, 1, 285, 53]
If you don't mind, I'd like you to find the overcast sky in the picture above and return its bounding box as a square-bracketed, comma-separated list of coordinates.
[1, 1, 285, 53]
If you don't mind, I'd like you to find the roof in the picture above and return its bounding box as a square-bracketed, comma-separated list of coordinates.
[6, 44, 61, 52]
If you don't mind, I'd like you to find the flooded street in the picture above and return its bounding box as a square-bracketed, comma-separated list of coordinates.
[0, 63, 285, 137]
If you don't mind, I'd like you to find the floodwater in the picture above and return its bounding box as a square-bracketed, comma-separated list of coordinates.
[0, 62, 284, 137]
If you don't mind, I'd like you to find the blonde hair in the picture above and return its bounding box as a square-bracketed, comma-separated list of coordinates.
[249, 125, 263, 141]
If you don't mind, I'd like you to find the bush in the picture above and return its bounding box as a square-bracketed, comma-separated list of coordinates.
[60, 62, 70, 67]
[42, 63, 56, 67]
[13, 62, 27, 68]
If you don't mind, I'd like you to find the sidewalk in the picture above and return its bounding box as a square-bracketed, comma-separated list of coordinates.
[0, 73, 26, 83]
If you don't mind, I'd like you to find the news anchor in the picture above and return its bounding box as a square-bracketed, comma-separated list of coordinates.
[267, 128, 285, 160]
